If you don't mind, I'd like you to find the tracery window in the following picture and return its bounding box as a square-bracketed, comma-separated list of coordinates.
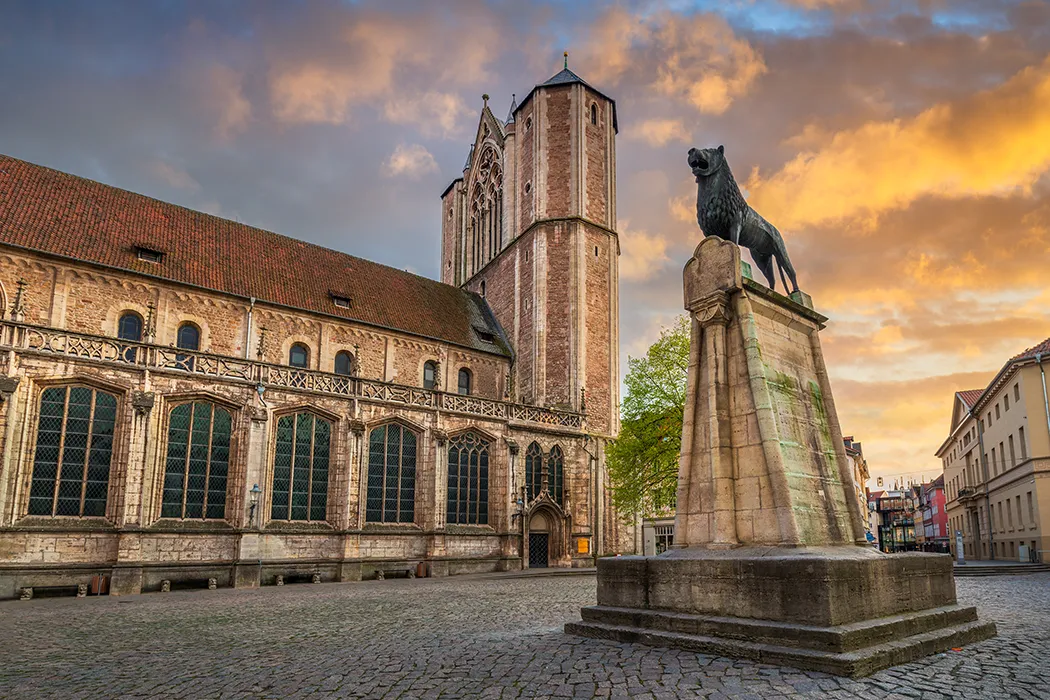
[161, 401, 232, 519]
[289, 343, 309, 369]
[469, 148, 503, 275]
[423, 360, 438, 390]
[28, 386, 117, 517]
[271, 412, 330, 522]
[334, 351, 354, 376]
[366, 423, 417, 523]
[548, 444, 564, 506]
[447, 431, 489, 525]
[525, 441, 542, 501]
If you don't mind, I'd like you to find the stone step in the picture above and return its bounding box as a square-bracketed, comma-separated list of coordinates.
[565, 616, 997, 679]
[954, 565, 1050, 577]
[579, 604, 979, 653]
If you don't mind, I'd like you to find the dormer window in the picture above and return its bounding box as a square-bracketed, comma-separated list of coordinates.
[330, 294, 351, 309]
[473, 326, 497, 345]
[135, 246, 163, 263]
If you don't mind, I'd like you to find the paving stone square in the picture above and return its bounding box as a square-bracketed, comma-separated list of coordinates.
[0, 572, 1047, 699]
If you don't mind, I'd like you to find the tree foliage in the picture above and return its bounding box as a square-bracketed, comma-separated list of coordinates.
[607, 315, 689, 519]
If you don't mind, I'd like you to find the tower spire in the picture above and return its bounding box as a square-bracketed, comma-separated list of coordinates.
[564, 51, 568, 69]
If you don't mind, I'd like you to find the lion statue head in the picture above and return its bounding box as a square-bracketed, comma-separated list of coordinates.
[687, 145, 725, 182]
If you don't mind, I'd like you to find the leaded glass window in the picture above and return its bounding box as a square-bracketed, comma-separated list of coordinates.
[447, 431, 489, 525]
[176, 323, 200, 351]
[289, 343, 309, 369]
[161, 402, 232, 519]
[548, 444, 564, 506]
[458, 368, 472, 395]
[28, 386, 117, 517]
[118, 312, 142, 362]
[334, 351, 354, 376]
[271, 412, 330, 522]
[525, 441, 542, 501]
[366, 424, 416, 523]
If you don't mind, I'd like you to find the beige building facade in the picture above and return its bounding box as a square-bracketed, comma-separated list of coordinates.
[938, 339, 1050, 563]
[0, 66, 631, 599]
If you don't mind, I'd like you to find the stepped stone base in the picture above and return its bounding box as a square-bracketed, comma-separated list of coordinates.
[566, 547, 996, 677]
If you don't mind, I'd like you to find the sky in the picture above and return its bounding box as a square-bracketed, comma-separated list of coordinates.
[2, 0, 1049, 487]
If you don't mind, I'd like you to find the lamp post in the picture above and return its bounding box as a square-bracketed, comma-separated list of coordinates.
[248, 483, 262, 527]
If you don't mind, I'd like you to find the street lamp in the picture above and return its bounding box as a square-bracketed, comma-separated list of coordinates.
[248, 483, 262, 526]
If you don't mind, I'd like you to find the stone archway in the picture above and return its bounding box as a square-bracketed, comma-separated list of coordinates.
[524, 503, 568, 569]
[528, 511, 551, 569]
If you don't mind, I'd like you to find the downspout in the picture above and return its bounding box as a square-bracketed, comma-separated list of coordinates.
[970, 404, 994, 560]
[244, 297, 256, 359]
[1037, 353, 1050, 444]
[582, 434, 599, 560]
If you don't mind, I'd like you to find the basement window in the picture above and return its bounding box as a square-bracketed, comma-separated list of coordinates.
[135, 246, 164, 263]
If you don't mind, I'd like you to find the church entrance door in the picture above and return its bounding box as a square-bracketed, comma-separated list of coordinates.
[529, 533, 549, 568]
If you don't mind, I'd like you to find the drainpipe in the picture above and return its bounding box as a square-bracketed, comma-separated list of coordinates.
[970, 404, 995, 560]
[1037, 353, 1050, 445]
[582, 434, 599, 560]
[244, 297, 256, 359]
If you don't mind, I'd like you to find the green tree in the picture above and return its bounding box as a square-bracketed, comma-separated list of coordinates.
[607, 315, 690, 519]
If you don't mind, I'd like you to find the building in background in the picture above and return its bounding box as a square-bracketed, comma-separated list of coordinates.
[873, 489, 917, 553]
[0, 64, 634, 599]
[843, 436, 872, 542]
[938, 339, 1050, 563]
[914, 475, 949, 553]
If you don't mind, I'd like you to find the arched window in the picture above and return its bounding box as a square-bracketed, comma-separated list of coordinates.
[289, 343, 309, 369]
[548, 444, 564, 506]
[525, 441, 542, 501]
[447, 431, 489, 525]
[480, 280, 486, 298]
[469, 148, 503, 275]
[118, 311, 143, 362]
[590, 103, 598, 125]
[458, 368, 472, 396]
[334, 351, 354, 376]
[28, 386, 117, 517]
[423, 360, 438, 390]
[161, 402, 232, 520]
[176, 323, 200, 351]
[271, 412, 330, 522]
[366, 423, 417, 523]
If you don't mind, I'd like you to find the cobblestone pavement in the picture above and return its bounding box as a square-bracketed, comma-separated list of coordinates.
[1, 572, 1048, 699]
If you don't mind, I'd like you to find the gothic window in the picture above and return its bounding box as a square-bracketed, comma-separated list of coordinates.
[525, 441, 542, 501]
[334, 351, 354, 376]
[161, 402, 232, 519]
[447, 431, 489, 525]
[458, 368, 472, 396]
[423, 360, 438, 390]
[366, 423, 417, 523]
[548, 444, 564, 506]
[480, 280, 486, 298]
[289, 343, 309, 369]
[27, 386, 117, 517]
[118, 311, 143, 362]
[271, 412, 330, 522]
[469, 148, 503, 275]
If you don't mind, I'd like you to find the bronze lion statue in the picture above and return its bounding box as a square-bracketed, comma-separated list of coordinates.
[688, 145, 799, 294]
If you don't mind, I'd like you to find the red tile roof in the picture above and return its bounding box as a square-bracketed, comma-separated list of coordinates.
[956, 389, 983, 408]
[0, 154, 508, 356]
[1008, 336, 1050, 363]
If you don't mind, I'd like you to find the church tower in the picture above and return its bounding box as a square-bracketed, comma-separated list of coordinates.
[440, 59, 620, 439]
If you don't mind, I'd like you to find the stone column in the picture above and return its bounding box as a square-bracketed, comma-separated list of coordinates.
[428, 428, 449, 576]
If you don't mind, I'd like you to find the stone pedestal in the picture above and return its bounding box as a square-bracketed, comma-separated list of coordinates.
[566, 238, 995, 677]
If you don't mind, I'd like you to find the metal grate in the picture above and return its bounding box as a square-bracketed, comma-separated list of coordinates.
[446, 432, 489, 525]
[548, 445, 564, 506]
[271, 412, 331, 522]
[28, 386, 116, 517]
[525, 442, 542, 501]
[365, 424, 416, 523]
[161, 402, 231, 519]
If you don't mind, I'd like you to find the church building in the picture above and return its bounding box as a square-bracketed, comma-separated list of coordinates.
[0, 64, 629, 598]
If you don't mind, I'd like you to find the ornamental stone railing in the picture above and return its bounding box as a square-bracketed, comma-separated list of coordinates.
[0, 321, 583, 430]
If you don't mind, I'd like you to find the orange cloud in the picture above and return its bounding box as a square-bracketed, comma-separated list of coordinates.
[747, 55, 1050, 230]
[629, 118, 692, 147]
[619, 222, 671, 282]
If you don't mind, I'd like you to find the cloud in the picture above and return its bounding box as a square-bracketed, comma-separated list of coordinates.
[382, 143, 438, 179]
[149, 160, 200, 191]
[630, 118, 692, 147]
[578, 8, 766, 114]
[619, 223, 671, 281]
[382, 91, 471, 138]
[746, 55, 1050, 230]
[210, 66, 251, 139]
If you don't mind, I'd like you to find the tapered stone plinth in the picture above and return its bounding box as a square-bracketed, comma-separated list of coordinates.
[567, 238, 995, 677]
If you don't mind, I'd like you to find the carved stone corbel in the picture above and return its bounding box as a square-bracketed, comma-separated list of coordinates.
[432, 429, 448, 447]
[348, 419, 366, 437]
[504, 437, 519, 455]
[250, 406, 268, 423]
[0, 376, 19, 404]
[692, 292, 732, 328]
[131, 391, 155, 417]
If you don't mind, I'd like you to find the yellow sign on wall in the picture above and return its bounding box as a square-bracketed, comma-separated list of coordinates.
[577, 538, 590, 554]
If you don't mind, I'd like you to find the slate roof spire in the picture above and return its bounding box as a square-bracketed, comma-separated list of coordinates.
[505, 94, 517, 123]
